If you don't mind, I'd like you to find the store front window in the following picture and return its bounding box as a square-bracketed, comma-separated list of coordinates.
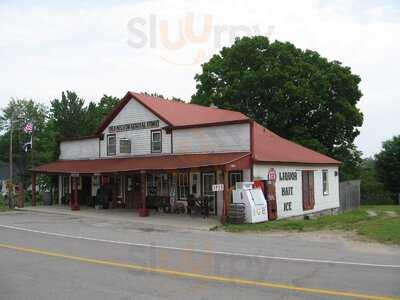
[178, 172, 189, 200]
[147, 173, 170, 196]
[229, 171, 242, 188]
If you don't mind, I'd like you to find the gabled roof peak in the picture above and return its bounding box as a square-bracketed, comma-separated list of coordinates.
[94, 91, 250, 134]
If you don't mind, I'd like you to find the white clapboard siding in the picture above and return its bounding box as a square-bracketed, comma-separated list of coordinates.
[173, 123, 250, 154]
[59, 138, 99, 160]
[100, 99, 171, 157]
[59, 98, 251, 160]
[253, 164, 340, 219]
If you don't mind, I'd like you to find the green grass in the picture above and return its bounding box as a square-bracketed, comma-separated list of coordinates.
[223, 205, 400, 245]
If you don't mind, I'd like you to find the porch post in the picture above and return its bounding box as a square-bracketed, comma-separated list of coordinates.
[31, 172, 36, 206]
[58, 175, 62, 205]
[71, 176, 80, 211]
[221, 170, 230, 224]
[139, 171, 149, 217]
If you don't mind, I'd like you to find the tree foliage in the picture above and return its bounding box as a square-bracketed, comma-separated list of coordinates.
[0, 98, 49, 185]
[359, 158, 394, 204]
[0, 92, 120, 188]
[93, 95, 120, 126]
[375, 135, 400, 196]
[50, 91, 90, 139]
[192, 36, 364, 180]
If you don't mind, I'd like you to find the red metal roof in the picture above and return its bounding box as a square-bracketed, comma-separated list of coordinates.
[73, 91, 340, 167]
[94, 92, 249, 134]
[34, 152, 251, 174]
[252, 122, 341, 165]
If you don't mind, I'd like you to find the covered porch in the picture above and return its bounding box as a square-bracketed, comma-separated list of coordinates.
[32, 152, 252, 223]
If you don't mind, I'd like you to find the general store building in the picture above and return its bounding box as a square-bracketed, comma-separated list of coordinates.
[34, 92, 341, 222]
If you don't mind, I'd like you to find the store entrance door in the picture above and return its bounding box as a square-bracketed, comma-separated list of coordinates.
[126, 174, 142, 209]
[202, 172, 216, 214]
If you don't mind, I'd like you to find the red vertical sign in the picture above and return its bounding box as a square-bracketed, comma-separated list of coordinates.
[266, 168, 278, 220]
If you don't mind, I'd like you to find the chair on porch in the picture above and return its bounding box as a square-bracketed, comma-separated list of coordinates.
[200, 197, 210, 218]
[187, 195, 209, 218]
[187, 195, 203, 216]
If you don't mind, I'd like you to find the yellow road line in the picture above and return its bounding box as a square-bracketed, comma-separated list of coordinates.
[0, 242, 398, 300]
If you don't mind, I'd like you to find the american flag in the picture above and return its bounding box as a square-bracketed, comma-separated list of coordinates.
[23, 122, 33, 134]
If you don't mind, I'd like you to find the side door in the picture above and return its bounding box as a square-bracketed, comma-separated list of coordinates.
[302, 170, 315, 210]
[265, 180, 278, 220]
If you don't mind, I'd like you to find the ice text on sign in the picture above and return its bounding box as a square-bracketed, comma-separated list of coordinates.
[283, 202, 292, 211]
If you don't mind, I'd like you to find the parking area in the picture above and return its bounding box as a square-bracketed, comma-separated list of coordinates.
[1, 210, 400, 300]
[16, 205, 220, 231]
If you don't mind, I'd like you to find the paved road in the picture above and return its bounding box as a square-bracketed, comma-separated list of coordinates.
[0, 211, 399, 300]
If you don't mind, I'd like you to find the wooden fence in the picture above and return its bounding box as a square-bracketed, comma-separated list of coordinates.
[339, 180, 361, 212]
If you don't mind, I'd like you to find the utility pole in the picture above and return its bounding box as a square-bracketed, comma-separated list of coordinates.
[8, 116, 13, 208]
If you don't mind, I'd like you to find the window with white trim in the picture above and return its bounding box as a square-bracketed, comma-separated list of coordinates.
[229, 172, 242, 188]
[151, 130, 162, 153]
[322, 170, 329, 196]
[107, 134, 116, 156]
[178, 172, 189, 200]
[120, 138, 131, 154]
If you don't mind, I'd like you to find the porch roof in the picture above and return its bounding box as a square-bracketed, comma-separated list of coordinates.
[33, 152, 251, 174]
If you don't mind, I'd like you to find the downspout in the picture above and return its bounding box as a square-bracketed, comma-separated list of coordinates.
[171, 129, 173, 154]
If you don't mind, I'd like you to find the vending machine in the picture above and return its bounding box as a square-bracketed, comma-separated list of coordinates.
[232, 182, 268, 223]
[254, 180, 278, 221]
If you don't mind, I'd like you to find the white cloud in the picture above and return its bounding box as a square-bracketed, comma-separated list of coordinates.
[0, 0, 399, 156]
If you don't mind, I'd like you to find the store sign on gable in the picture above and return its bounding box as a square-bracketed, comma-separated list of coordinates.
[109, 120, 159, 133]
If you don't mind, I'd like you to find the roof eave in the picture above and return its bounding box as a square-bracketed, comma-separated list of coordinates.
[59, 134, 103, 142]
[168, 118, 250, 130]
[252, 158, 342, 166]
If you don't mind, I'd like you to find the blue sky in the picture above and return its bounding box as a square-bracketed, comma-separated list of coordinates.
[0, 0, 399, 157]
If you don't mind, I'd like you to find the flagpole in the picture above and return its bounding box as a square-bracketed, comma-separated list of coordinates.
[31, 124, 35, 206]
[22, 121, 35, 206]
[31, 129, 34, 168]
[8, 117, 13, 208]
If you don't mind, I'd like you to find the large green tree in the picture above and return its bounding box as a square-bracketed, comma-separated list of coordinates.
[375, 135, 400, 197]
[50, 92, 120, 141]
[93, 95, 120, 126]
[50, 91, 90, 139]
[192, 36, 363, 180]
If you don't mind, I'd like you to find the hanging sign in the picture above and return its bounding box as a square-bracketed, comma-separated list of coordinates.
[212, 184, 224, 192]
